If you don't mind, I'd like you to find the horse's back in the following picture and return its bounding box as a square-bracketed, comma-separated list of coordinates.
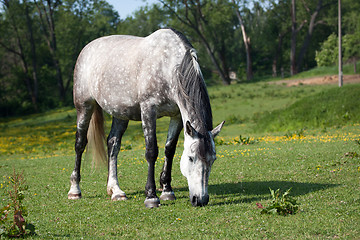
[73, 29, 186, 120]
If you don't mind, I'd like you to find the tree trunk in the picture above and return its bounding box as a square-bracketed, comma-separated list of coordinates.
[35, 0, 66, 102]
[196, 28, 230, 85]
[354, 59, 357, 73]
[272, 30, 288, 77]
[233, 0, 253, 81]
[25, 0, 39, 111]
[290, 0, 297, 76]
[297, 0, 323, 73]
[1, 0, 38, 111]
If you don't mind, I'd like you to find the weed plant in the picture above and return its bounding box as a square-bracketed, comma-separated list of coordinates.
[0, 170, 35, 237]
[258, 188, 300, 216]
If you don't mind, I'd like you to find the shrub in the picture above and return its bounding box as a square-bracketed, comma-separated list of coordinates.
[315, 33, 338, 67]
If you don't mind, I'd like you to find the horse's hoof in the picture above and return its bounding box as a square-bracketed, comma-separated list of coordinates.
[68, 193, 82, 200]
[144, 198, 160, 208]
[160, 191, 176, 201]
[111, 194, 128, 201]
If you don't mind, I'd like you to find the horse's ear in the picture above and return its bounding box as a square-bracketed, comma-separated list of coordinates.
[211, 121, 225, 138]
[186, 121, 197, 137]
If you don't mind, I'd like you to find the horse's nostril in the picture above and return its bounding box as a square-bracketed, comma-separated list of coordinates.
[191, 196, 198, 206]
[191, 195, 209, 207]
[203, 195, 209, 205]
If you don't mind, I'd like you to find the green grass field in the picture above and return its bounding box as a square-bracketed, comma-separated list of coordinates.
[1, 80, 360, 239]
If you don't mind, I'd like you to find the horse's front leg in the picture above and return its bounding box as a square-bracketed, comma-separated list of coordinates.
[160, 116, 183, 201]
[107, 118, 128, 201]
[141, 104, 160, 208]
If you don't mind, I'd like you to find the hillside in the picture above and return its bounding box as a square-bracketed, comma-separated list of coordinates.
[255, 84, 360, 132]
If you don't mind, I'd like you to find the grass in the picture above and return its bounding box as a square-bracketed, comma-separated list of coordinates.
[278, 61, 359, 80]
[1, 79, 360, 239]
[256, 84, 360, 132]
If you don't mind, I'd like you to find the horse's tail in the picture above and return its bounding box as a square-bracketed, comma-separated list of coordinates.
[87, 103, 107, 168]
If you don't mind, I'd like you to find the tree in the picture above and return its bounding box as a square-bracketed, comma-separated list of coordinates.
[296, 0, 333, 73]
[118, 4, 164, 37]
[315, 32, 360, 72]
[315, 33, 338, 66]
[267, 0, 292, 77]
[0, 0, 39, 111]
[233, 0, 253, 80]
[35, 0, 65, 101]
[290, 0, 297, 75]
[56, 0, 119, 98]
[0, 0, 121, 116]
[159, 0, 233, 85]
[343, 33, 360, 73]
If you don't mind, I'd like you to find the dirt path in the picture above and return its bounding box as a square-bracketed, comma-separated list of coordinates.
[269, 74, 360, 86]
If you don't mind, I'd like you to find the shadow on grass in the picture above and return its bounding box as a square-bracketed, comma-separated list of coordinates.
[166, 180, 339, 206]
[77, 181, 338, 207]
[207, 181, 339, 206]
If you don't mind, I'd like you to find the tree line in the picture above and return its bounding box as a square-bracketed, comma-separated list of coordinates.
[0, 0, 359, 116]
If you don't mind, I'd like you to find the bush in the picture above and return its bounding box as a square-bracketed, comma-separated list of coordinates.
[316, 32, 360, 67]
[315, 33, 338, 67]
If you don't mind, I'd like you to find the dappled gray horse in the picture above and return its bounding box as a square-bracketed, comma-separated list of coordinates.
[67, 28, 224, 208]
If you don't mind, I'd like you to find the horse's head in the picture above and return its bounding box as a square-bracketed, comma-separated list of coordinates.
[180, 121, 224, 207]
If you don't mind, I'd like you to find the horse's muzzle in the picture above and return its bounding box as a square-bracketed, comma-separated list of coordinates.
[191, 194, 209, 207]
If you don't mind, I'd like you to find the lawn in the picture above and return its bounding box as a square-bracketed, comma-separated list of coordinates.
[1, 81, 359, 239]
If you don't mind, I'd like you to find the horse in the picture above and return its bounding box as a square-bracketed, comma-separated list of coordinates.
[67, 28, 224, 208]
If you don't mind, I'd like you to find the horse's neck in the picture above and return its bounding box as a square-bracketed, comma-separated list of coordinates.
[178, 104, 209, 134]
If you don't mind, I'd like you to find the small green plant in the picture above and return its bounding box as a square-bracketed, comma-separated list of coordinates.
[344, 152, 359, 158]
[122, 144, 132, 150]
[235, 135, 257, 145]
[215, 137, 230, 146]
[0, 170, 35, 237]
[284, 129, 305, 139]
[355, 139, 360, 146]
[257, 188, 300, 216]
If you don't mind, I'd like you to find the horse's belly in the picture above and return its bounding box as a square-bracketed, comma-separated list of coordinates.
[156, 102, 180, 118]
[99, 98, 179, 121]
[99, 100, 141, 121]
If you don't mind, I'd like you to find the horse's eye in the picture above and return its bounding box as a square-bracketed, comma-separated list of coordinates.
[189, 157, 194, 162]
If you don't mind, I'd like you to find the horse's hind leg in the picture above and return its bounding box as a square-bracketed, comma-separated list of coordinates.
[107, 117, 128, 201]
[160, 116, 183, 201]
[68, 104, 94, 199]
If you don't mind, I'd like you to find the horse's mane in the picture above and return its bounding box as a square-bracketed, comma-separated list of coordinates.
[170, 28, 213, 132]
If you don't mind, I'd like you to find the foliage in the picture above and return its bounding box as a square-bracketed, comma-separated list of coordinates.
[343, 32, 360, 64]
[0, 0, 119, 116]
[0, 170, 35, 237]
[258, 188, 300, 216]
[315, 33, 338, 67]
[316, 32, 360, 67]
[2, 0, 359, 116]
[117, 5, 164, 37]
